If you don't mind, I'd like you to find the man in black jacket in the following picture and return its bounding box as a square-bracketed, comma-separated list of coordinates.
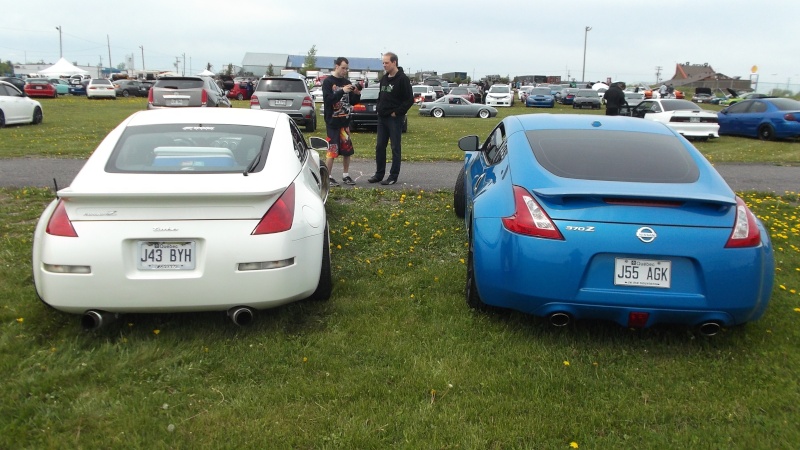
[368, 52, 414, 185]
[603, 82, 627, 116]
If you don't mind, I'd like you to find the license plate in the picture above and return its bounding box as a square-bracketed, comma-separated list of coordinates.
[137, 241, 195, 270]
[690, 117, 700, 123]
[35, 86, 43, 89]
[168, 99, 185, 106]
[274, 99, 287, 106]
[614, 258, 671, 288]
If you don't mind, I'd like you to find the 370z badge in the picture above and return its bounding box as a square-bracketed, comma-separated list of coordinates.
[565, 225, 595, 232]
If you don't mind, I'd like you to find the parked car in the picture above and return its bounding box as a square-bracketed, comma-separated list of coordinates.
[418, 95, 497, 118]
[572, 89, 601, 109]
[623, 91, 645, 107]
[624, 99, 719, 140]
[0, 76, 27, 92]
[48, 78, 70, 95]
[449, 86, 475, 103]
[719, 90, 768, 107]
[556, 88, 576, 105]
[452, 114, 773, 334]
[113, 79, 143, 98]
[518, 86, 534, 102]
[0, 80, 43, 127]
[413, 85, 437, 104]
[24, 79, 58, 98]
[148, 76, 231, 109]
[32, 108, 332, 329]
[484, 84, 514, 107]
[68, 78, 89, 95]
[138, 81, 154, 97]
[525, 87, 555, 108]
[717, 98, 800, 141]
[691, 87, 715, 103]
[86, 78, 117, 99]
[309, 86, 323, 103]
[250, 76, 316, 132]
[228, 82, 254, 101]
[351, 86, 408, 132]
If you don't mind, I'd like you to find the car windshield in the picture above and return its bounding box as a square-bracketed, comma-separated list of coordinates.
[92, 79, 112, 85]
[413, 86, 429, 93]
[255, 79, 306, 93]
[530, 88, 551, 95]
[29, 79, 49, 84]
[105, 123, 273, 174]
[661, 99, 701, 111]
[769, 98, 800, 110]
[490, 86, 510, 93]
[575, 90, 596, 97]
[625, 92, 644, 99]
[360, 88, 380, 100]
[450, 88, 468, 95]
[526, 129, 699, 183]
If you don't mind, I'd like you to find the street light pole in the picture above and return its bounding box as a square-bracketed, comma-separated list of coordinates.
[581, 26, 591, 84]
[55, 26, 62, 58]
[139, 46, 145, 72]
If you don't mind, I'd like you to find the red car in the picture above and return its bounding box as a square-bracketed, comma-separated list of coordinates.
[448, 86, 475, 103]
[226, 82, 253, 101]
[24, 79, 58, 98]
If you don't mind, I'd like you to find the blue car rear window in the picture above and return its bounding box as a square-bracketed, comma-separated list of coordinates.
[526, 129, 700, 183]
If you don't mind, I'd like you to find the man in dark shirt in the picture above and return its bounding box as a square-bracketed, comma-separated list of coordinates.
[322, 57, 361, 186]
[603, 82, 627, 116]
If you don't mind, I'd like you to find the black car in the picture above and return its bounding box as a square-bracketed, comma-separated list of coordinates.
[114, 79, 143, 98]
[0, 77, 26, 92]
[350, 87, 407, 133]
[692, 87, 715, 103]
[572, 89, 601, 109]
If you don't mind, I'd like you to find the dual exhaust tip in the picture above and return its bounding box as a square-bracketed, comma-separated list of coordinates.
[81, 306, 256, 330]
[545, 312, 723, 337]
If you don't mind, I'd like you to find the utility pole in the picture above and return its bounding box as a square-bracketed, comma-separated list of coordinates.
[655, 66, 662, 84]
[581, 26, 592, 83]
[55, 26, 62, 58]
[183, 53, 186, 76]
[107, 35, 112, 70]
[140, 46, 145, 72]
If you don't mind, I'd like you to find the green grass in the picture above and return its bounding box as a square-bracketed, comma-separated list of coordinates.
[1, 95, 798, 164]
[1, 97, 800, 448]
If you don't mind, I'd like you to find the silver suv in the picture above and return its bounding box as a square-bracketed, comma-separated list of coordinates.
[147, 76, 231, 109]
[250, 77, 317, 132]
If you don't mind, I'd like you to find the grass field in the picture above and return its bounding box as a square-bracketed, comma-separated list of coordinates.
[1, 96, 799, 448]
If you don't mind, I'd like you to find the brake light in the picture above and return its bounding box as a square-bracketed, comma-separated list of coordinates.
[250, 95, 260, 107]
[353, 104, 366, 112]
[46, 200, 78, 237]
[725, 196, 761, 248]
[302, 96, 313, 107]
[252, 183, 295, 235]
[784, 113, 798, 122]
[201, 89, 208, 107]
[148, 85, 153, 105]
[502, 186, 563, 240]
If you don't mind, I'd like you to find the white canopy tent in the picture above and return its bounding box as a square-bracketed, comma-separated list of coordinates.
[37, 58, 90, 77]
[196, 69, 215, 77]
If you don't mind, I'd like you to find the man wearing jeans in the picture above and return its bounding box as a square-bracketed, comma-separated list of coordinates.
[368, 52, 414, 186]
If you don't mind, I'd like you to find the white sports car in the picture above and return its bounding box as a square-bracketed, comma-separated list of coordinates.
[625, 99, 719, 140]
[32, 108, 332, 329]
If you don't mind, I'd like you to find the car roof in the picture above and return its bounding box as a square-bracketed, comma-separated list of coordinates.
[122, 108, 283, 129]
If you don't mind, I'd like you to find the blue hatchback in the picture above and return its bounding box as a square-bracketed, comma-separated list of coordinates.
[525, 87, 555, 108]
[453, 114, 774, 334]
[717, 97, 800, 140]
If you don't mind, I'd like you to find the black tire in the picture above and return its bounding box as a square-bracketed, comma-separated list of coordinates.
[453, 166, 466, 218]
[465, 236, 490, 311]
[572, 103, 577, 109]
[32, 107, 43, 125]
[758, 124, 774, 141]
[53, 92, 58, 99]
[432, 108, 444, 118]
[0, 110, 5, 128]
[307, 224, 332, 301]
[478, 109, 490, 119]
[237, 93, 244, 101]
[122, 90, 130, 98]
[306, 116, 316, 132]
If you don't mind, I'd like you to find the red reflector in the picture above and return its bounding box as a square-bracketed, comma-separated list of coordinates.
[604, 198, 683, 207]
[46, 200, 78, 237]
[201, 89, 208, 106]
[628, 312, 650, 328]
[250, 95, 259, 107]
[252, 183, 296, 235]
[353, 104, 366, 112]
[302, 96, 313, 107]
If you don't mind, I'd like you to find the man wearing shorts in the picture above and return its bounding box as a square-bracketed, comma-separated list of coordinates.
[322, 57, 361, 186]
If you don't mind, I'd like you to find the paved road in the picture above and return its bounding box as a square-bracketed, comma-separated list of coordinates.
[1, 157, 798, 194]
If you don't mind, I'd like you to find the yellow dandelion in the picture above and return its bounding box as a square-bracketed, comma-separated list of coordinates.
[434, 277, 439, 282]
[460, 258, 465, 264]
[366, 259, 371, 264]
[563, 361, 570, 366]
[153, 329, 160, 335]
[794, 308, 800, 313]
[16, 317, 23, 323]
[303, 357, 308, 363]
[410, 294, 415, 298]
[337, 244, 342, 249]
[570, 442, 579, 449]
[348, 236, 353, 241]
[408, 262, 413, 267]
[373, 233, 382, 239]
[780, 285, 786, 290]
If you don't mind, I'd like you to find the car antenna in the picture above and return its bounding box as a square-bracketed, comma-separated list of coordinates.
[52, 177, 59, 195]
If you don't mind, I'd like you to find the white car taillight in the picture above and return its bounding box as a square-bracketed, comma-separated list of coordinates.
[725, 196, 761, 248]
[502, 186, 563, 240]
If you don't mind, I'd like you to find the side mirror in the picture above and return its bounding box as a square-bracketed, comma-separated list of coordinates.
[309, 136, 329, 150]
[458, 135, 480, 152]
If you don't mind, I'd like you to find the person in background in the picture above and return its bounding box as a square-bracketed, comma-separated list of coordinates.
[322, 57, 361, 186]
[368, 52, 413, 186]
[603, 82, 627, 116]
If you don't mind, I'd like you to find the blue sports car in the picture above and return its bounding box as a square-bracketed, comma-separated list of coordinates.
[453, 114, 774, 335]
[717, 98, 800, 140]
[525, 87, 555, 108]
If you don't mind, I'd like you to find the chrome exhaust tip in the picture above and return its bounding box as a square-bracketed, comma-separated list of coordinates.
[548, 312, 571, 327]
[81, 310, 117, 331]
[698, 322, 722, 337]
[228, 306, 255, 326]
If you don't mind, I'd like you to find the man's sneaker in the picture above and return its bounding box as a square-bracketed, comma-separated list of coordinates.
[342, 176, 356, 185]
[329, 177, 340, 187]
[380, 177, 397, 185]
[367, 176, 382, 183]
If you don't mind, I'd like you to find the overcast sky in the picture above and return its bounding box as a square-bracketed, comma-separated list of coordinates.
[2, 0, 797, 91]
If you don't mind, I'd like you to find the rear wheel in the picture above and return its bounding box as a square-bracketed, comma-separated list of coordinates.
[122, 90, 130, 98]
[306, 116, 317, 132]
[307, 224, 332, 302]
[478, 109, 490, 119]
[237, 93, 244, 100]
[0, 110, 5, 128]
[32, 107, 43, 125]
[758, 124, 775, 141]
[432, 108, 444, 118]
[453, 166, 466, 218]
[466, 236, 489, 311]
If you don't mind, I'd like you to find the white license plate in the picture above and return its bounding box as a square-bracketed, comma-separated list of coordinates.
[614, 258, 671, 288]
[273, 99, 287, 106]
[690, 117, 700, 123]
[168, 99, 185, 106]
[137, 241, 196, 270]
